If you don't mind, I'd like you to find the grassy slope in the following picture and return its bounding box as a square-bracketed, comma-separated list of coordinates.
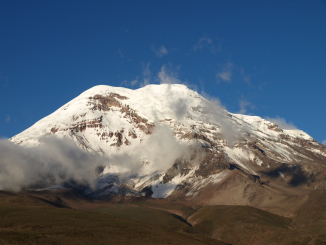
[0, 191, 225, 245]
[292, 189, 326, 243]
[1, 189, 326, 245]
[0, 205, 211, 245]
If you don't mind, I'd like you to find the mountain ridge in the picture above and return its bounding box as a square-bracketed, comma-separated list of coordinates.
[7, 84, 326, 216]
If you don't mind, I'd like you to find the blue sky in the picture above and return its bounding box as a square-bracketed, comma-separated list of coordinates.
[1, 0, 325, 144]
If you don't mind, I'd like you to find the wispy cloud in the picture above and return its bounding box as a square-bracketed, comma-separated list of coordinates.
[265, 116, 297, 130]
[0, 137, 106, 191]
[121, 78, 139, 87]
[259, 81, 267, 91]
[158, 65, 180, 84]
[322, 140, 326, 145]
[123, 64, 198, 90]
[151, 45, 168, 57]
[130, 79, 138, 86]
[240, 68, 253, 87]
[200, 90, 225, 110]
[199, 92, 252, 145]
[5, 116, 10, 123]
[117, 49, 124, 58]
[193, 37, 212, 50]
[157, 65, 200, 91]
[140, 62, 152, 87]
[216, 62, 234, 82]
[0, 128, 198, 191]
[237, 99, 255, 114]
[193, 37, 221, 54]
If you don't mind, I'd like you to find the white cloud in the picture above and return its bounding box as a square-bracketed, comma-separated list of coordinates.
[237, 100, 255, 114]
[240, 68, 253, 87]
[138, 63, 180, 87]
[140, 63, 152, 87]
[0, 137, 107, 191]
[128, 64, 197, 89]
[218, 71, 232, 82]
[198, 94, 252, 145]
[120, 78, 139, 87]
[216, 62, 234, 82]
[5, 116, 10, 123]
[151, 45, 168, 57]
[265, 116, 298, 130]
[200, 91, 226, 110]
[193, 37, 212, 50]
[130, 79, 138, 86]
[259, 81, 267, 91]
[199, 87, 253, 144]
[157, 65, 180, 84]
[132, 124, 195, 170]
[156, 65, 199, 91]
[322, 140, 326, 145]
[0, 128, 199, 191]
[193, 37, 221, 53]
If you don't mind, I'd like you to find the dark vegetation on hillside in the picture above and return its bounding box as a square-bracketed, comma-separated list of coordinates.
[0, 190, 326, 245]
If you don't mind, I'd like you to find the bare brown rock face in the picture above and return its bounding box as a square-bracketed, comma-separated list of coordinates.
[100, 132, 112, 141]
[162, 146, 230, 184]
[114, 132, 123, 147]
[51, 127, 58, 134]
[268, 123, 283, 132]
[163, 159, 192, 184]
[128, 131, 137, 139]
[68, 116, 103, 132]
[50, 116, 104, 134]
[45, 93, 155, 152]
[124, 139, 131, 146]
[88, 93, 128, 111]
[181, 132, 217, 147]
[195, 149, 230, 178]
[110, 93, 128, 100]
[120, 106, 154, 135]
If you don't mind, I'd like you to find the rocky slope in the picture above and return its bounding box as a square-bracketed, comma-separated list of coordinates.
[10, 84, 326, 214]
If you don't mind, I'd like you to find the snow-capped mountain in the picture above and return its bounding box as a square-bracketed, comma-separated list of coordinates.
[10, 84, 326, 208]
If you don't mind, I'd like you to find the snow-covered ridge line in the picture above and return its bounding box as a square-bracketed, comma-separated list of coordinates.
[8, 83, 325, 199]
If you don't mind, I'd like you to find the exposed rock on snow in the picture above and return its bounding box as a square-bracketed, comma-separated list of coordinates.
[8, 84, 326, 200]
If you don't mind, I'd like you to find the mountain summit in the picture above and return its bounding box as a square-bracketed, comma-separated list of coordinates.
[10, 84, 326, 213]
